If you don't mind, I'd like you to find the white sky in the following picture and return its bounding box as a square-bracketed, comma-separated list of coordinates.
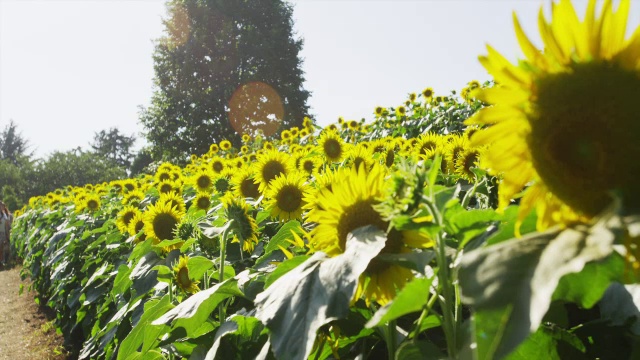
[0, 0, 637, 158]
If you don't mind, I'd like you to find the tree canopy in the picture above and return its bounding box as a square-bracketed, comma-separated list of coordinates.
[140, 0, 310, 162]
[0, 119, 31, 165]
[90, 127, 136, 171]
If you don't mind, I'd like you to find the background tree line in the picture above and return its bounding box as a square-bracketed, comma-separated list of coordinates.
[0, 121, 149, 210]
[2, 0, 311, 208]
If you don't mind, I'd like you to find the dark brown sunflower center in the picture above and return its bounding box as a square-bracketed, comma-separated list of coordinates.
[420, 141, 437, 155]
[125, 183, 135, 192]
[212, 161, 224, 173]
[531, 62, 640, 215]
[462, 150, 479, 175]
[177, 267, 191, 287]
[159, 173, 171, 181]
[214, 178, 230, 193]
[197, 175, 212, 189]
[277, 185, 303, 212]
[197, 196, 211, 210]
[159, 183, 173, 194]
[87, 200, 99, 210]
[122, 211, 135, 226]
[336, 199, 404, 273]
[323, 138, 342, 160]
[303, 160, 315, 173]
[134, 220, 144, 234]
[241, 178, 261, 198]
[153, 213, 178, 240]
[263, 161, 286, 183]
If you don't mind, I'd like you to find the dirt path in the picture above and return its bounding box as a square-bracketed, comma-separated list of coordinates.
[0, 265, 68, 360]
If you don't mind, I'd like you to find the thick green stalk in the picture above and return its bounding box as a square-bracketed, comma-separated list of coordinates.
[218, 221, 234, 321]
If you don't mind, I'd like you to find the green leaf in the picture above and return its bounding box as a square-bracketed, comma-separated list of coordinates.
[505, 324, 585, 360]
[187, 256, 215, 280]
[366, 276, 435, 327]
[151, 279, 243, 338]
[459, 211, 622, 359]
[395, 340, 445, 360]
[117, 295, 174, 360]
[487, 206, 537, 245]
[259, 220, 302, 261]
[375, 251, 435, 274]
[264, 255, 311, 288]
[446, 208, 501, 248]
[204, 315, 265, 359]
[553, 253, 624, 308]
[254, 225, 388, 360]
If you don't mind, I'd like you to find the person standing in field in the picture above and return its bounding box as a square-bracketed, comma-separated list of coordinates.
[0, 201, 11, 267]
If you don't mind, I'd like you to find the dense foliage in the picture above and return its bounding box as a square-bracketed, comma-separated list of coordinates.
[11, 79, 640, 359]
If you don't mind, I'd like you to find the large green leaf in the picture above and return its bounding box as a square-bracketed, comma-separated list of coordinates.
[254, 225, 388, 360]
[151, 279, 243, 338]
[366, 275, 435, 327]
[256, 220, 303, 264]
[459, 211, 621, 359]
[118, 295, 174, 360]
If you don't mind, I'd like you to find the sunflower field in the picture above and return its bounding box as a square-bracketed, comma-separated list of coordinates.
[9, 0, 640, 359]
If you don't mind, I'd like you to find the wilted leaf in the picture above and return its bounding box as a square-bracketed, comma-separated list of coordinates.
[254, 226, 388, 360]
[599, 283, 640, 335]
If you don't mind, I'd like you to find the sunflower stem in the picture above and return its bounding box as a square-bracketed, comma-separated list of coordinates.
[385, 320, 397, 360]
[218, 220, 234, 321]
[411, 289, 439, 341]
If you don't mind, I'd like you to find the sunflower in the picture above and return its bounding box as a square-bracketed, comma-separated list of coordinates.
[128, 211, 146, 239]
[242, 133, 251, 143]
[116, 206, 142, 235]
[454, 147, 482, 182]
[281, 129, 292, 141]
[306, 164, 430, 305]
[159, 191, 186, 214]
[173, 256, 200, 294]
[254, 149, 293, 192]
[222, 195, 260, 253]
[143, 200, 185, 243]
[415, 132, 442, 156]
[121, 179, 137, 193]
[192, 192, 212, 211]
[374, 106, 385, 117]
[264, 172, 310, 222]
[220, 140, 232, 151]
[209, 156, 226, 174]
[303, 116, 313, 129]
[347, 144, 374, 170]
[297, 153, 323, 176]
[396, 106, 407, 118]
[317, 129, 345, 163]
[212, 172, 232, 194]
[232, 168, 262, 199]
[191, 169, 214, 193]
[76, 193, 101, 213]
[466, 0, 640, 230]
[422, 87, 434, 100]
[444, 135, 469, 174]
[209, 143, 220, 154]
[347, 120, 359, 131]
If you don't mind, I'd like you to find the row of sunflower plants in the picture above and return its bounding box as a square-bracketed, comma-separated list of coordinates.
[11, 82, 500, 359]
[10, 1, 640, 357]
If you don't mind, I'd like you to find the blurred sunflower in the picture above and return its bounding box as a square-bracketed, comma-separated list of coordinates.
[222, 195, 259, 253]
[444, 135, 469, 174]
[79, 193, 101, 213]
[466, 0, 640, 230]
[264, 172, 310, 222]
[347, 144, 374, 170]
[173, 256, 200, 294]
[143, 201, 185, 243]
[159, 191, 186, 214]
[212, 173, 232, 195]
[422, 87, 434, 101]
[209, 143, 219, 154]
[191, 169, 214, 193]
[116, 206, 142, 235]
[128, 211, 146, 240]
[454, 147, 482, 182]
[242, 133, 251, 143]
[192, 192, 212, 211]
[210, 156, 226, 174]
[416, 132, 442, 156]
[220, 140, 232, 151]
[307, 164, 431, 305]
[317, 129, 345, 163]
[232, 168, 261, 199]
[255, 149, 293, 192]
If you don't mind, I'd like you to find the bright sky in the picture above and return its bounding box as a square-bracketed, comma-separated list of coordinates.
[1, 1, 638, 158]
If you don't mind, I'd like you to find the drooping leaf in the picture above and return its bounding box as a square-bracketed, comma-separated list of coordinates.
[151, 279, 243, 338]
[118, 295, 174, 360]
[254, 226, 388, 360]
[459, 211, 621, 359]
[599, 283, 640, 335]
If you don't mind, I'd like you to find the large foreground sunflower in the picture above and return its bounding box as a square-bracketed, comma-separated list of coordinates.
[467, 0, 640, 231]
[306, 164, 430, 304]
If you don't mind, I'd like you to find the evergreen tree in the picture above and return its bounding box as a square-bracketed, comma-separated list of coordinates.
[140, 0, 310, 162]
[0, 119, 31, 165]
[90, 127, 136, 171]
